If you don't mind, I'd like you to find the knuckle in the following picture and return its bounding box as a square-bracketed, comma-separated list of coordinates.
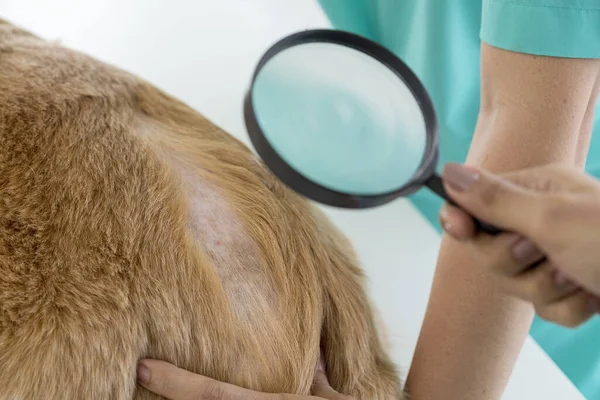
[158, 375, 175, 394]
[538, 301, 588, 328]
[478, 180, 502, 208]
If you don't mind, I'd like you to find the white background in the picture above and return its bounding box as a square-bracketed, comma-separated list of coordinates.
[0, 0, 584, 398]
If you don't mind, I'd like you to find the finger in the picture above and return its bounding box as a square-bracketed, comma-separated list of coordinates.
[536, 290, 597, 328]
[311, 370, 354, 400]
[137, 359, 280, 400]
[439, 204, 476, 241]
[137, 360, 242, 400]
[442, 163, 545, 236]
[468, 234, 544, 277]
[501, 263, 579, 305]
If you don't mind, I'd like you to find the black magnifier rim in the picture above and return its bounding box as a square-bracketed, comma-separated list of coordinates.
[244, 29, 439, 209]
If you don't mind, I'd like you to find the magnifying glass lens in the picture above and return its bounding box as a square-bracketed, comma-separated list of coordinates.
[251, 42, 427, 196]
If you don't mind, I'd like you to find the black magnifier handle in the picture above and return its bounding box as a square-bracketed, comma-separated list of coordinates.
[425, 173, 503, 236]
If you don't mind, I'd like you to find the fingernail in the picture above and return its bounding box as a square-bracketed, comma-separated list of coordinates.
[443, 163, 480, 192]
[511, 237, 542, 263]
[137, 362, 151, 384]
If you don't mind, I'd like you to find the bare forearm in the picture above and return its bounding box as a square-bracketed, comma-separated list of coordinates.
[405, 43, 600, 399]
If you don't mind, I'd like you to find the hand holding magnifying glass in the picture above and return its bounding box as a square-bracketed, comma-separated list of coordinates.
[438, 163, 600, 327]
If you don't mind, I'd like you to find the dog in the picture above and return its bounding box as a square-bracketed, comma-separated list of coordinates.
[0, 19, 404, 399]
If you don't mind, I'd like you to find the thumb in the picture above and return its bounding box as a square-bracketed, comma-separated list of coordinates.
[442, 163, 545, 236]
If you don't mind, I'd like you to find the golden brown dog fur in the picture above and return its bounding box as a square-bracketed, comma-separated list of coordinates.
[0, 20, 404, 399]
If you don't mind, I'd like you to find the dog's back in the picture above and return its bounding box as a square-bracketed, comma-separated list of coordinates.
[0, 20, 404, 399]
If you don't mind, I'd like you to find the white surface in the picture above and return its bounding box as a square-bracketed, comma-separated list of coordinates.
[0, 1, 584, 398]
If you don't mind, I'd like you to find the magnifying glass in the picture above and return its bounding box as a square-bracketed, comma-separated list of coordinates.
[244, 29, 501, 235]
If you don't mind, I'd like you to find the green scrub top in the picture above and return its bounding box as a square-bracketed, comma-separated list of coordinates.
[317, 0, 600, 398]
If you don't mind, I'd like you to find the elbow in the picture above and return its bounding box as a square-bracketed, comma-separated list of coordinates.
[472, 47, 600, 170]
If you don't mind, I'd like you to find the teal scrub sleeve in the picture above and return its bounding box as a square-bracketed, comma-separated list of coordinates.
[481, 0, 600, 59]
